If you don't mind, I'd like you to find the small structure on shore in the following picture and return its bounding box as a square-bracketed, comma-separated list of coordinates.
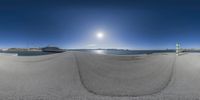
[176, 43, 180, 56]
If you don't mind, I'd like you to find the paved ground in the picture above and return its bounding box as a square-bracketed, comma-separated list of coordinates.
[0, 52, 200, 100]
[75, 52, 175, 96]
[161, 53, 200, 97]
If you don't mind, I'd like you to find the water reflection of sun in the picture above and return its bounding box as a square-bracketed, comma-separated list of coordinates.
[93, 50, 105, 54]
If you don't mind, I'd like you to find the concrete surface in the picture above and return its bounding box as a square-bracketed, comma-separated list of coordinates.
[0, 52, 199, 100]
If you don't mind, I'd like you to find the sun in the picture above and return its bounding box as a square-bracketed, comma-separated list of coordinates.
[96, 32, 104, 39]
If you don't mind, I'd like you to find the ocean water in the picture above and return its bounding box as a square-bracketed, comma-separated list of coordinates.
[0, 49, 175, 56]
[0, 51, 55, 56]
[72, 49, 176, 55]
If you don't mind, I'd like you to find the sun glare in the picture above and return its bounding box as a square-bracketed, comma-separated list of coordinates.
[96, 32, 104, 39]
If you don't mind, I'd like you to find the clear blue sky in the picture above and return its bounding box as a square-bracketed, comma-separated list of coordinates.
[0, 0, 200, 49]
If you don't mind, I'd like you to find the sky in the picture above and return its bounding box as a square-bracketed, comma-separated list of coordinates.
[0, 0, 200, 49]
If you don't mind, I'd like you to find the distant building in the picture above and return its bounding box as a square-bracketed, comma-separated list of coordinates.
[2, 48, 8, 51]
[28, 48, 42, 51]
[7, 48, 27, 51]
